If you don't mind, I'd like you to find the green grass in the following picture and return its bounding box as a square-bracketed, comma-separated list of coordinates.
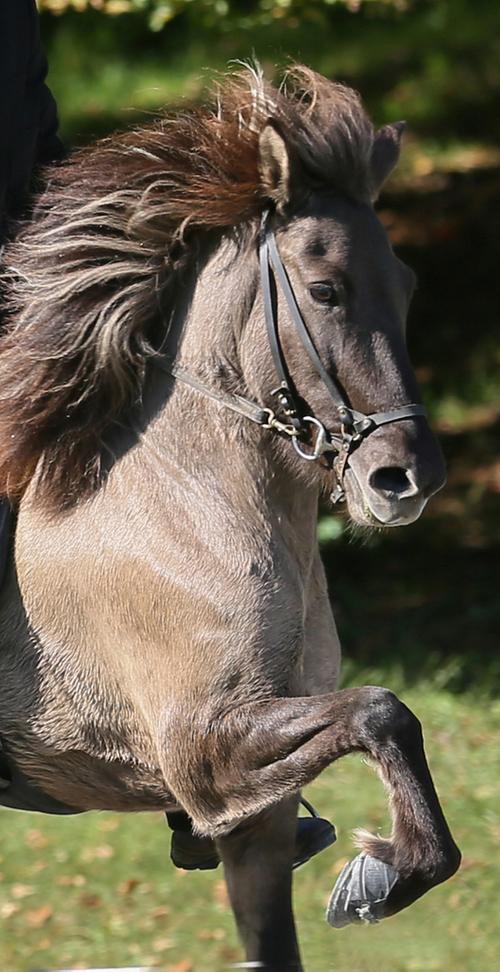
[1, 686, 499, 971]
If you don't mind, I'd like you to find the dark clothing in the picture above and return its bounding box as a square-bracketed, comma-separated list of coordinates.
[0, 0, 63, 235]
[0, 0, 65, 804]
[0, 0, 62, 580]
[0, 0, 63, 574]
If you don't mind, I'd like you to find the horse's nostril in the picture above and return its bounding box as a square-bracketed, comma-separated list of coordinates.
[369, 465, 417, 498]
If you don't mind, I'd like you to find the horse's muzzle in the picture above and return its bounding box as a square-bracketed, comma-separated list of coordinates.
[342, 425, 447, 527]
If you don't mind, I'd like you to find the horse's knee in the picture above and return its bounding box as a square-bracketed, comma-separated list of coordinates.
[355, 686, 422, 750]
[160, 699, 320, 838]
[162, 688, 421, 838]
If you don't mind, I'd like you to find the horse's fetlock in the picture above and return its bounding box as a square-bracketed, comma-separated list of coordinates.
[407, 840, 461, 888]
[435, 843, 461, 883]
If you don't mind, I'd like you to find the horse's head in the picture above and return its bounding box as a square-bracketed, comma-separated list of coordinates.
[241, 105, 445, 528]
[0, 64, 445, 521]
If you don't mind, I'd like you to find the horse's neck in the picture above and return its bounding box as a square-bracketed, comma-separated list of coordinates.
[140, 370, 320, 573]
[137, 235, 321, 572]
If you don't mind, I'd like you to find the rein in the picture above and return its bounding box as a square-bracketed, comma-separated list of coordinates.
[159, 211, 426, 503]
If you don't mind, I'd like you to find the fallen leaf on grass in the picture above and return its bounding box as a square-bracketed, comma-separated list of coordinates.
[152, 905, 171, 920]
[405, 960, 442, 970]
[10, 883, 35, 899]
[81, 843, 114, 861]
[197, 927, 226, 941]
[98, 816, 120, 832]
[219, 946, 240, 962]
[153, 935, 175, 952]
[30, 860, 48, 875]
[25, 829, 49, 850]
[26, 904, 53, 927]
[79, 893, 103, 908]
[56, 873, 87, 887]
[0, 902, 20, 918]
[118, 877, 140, 895]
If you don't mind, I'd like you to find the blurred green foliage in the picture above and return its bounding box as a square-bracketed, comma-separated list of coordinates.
[38, 1, 421, 32]
[40, 0, 500, 147]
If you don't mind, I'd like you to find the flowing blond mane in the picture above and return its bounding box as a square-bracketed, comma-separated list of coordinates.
[0, 64, 375, 508]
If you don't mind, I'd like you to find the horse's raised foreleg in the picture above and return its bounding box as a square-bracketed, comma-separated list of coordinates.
[165, 686, 460, 924]
[217, 794, 302, 971]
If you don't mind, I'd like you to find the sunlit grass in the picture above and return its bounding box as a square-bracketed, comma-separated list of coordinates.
[1, 687, 498, 971]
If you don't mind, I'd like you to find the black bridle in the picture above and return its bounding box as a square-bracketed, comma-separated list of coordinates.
[161, 210, 426, 502]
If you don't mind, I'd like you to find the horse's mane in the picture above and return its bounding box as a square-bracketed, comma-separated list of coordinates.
[0, 64, 375, 509]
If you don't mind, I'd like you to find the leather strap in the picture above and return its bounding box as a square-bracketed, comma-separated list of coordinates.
[264, 228, 356, 419]
[262, 215, 426, 437]
[157, 209, 427, 482]
[259, 232, 302, 428]
[166, 362, 271, 427]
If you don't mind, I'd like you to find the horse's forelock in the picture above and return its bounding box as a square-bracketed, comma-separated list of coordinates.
[279, 65, 375, 199]
[0, 64, 375, 509]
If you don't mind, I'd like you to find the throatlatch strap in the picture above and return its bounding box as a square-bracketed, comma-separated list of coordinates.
[165, 362, 271, 427]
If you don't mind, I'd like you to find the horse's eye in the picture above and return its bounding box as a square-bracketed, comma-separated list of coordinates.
[309, 282, 339, 306]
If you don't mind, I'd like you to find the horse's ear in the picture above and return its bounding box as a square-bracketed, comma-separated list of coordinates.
[258, 123, 297, 210]
[370, 121, 406, 199]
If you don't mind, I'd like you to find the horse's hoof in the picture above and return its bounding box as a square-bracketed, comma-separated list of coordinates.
[326, 853, 399, 928]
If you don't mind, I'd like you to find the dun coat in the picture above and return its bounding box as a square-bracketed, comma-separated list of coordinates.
[0, 66, 459, 970]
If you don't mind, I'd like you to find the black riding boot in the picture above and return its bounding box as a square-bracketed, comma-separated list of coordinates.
[167, 809, 221, 870]
[166, 798, 336, 872]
